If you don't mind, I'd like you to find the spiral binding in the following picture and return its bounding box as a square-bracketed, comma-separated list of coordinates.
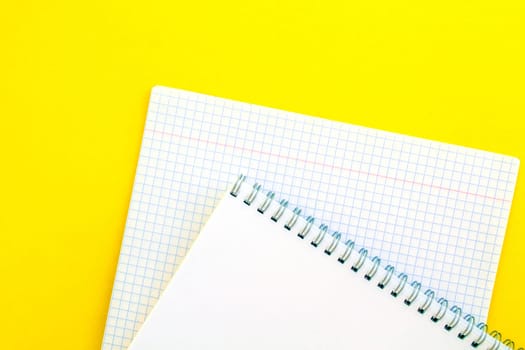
[230, 175, 521, 350]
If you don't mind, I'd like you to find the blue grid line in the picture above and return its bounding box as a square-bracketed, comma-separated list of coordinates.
[130, 169, 510, 225]
[149, 100, 515, 176]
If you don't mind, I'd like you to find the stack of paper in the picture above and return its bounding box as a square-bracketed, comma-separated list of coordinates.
[102, 86, 519, 350]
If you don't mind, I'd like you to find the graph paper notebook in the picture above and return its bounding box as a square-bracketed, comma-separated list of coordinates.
[128, 178, 518, 350]
[102, 86, 519, 349]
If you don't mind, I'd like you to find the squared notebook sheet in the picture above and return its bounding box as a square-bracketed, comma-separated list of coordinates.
[128, 184, 512, 349]
[102, 86, 519, 349]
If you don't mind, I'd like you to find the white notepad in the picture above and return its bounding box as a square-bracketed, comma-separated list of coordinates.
[102, 86, 519, 349]
[128, 179, 515, 349]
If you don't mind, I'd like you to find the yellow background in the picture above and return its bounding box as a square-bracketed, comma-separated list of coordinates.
[1, 0, 523, 348]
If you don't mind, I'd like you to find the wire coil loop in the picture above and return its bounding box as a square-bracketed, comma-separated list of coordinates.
[377, 265, 395, 289]
[351, 248, 368, 272]
[324, 232, 341, 255]
[364, 256, 381, 280]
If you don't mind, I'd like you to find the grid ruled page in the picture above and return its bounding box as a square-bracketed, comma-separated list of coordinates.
[102, 86, 519, 350]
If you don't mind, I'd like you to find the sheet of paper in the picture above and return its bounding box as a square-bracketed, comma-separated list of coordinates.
[102, 86, 519, 349]
[128, 187, 508, 350]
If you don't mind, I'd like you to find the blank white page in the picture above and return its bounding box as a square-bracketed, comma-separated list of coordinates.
[102, 86, 519, 349]
[128, 186, 509, 350]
